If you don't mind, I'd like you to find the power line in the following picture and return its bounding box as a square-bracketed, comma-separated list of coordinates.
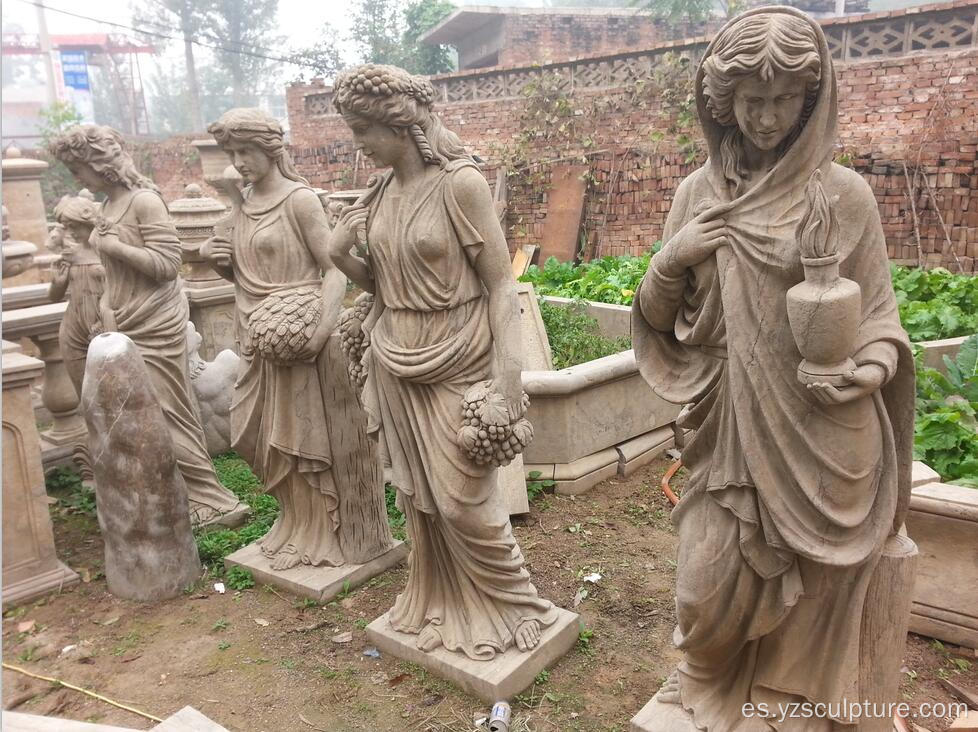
[15, 0, 324, 70]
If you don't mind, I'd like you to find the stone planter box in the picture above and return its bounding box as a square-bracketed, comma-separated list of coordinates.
[906, 463, 978, 650]
[521, 350, 680, 494]
[541, 295, 631, 339]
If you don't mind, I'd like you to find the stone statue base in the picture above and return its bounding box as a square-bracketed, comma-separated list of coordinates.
[224, 540, 408, 604]
[365, 607, 580, 703]
[630, 697, 699, 732]
[3, 563, 79, 610]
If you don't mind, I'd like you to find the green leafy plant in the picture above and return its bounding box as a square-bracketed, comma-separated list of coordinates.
[194, 453, 278, 570]
[891, 265, 978, 341]
[538, 300, 631, 369]
[225, 566, 255, 590]
[46, 467, 96, 518]
[526, 470, 556, 502]
[520, 253, 655, 306]
[914, 335, 978, 486]
[385, 483, 406, 540]
[577, 627, 595, 656]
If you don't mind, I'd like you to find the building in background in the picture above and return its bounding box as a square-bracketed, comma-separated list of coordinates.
[1, 32, 153, 147]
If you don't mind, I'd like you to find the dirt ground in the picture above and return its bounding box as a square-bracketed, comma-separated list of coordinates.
[3, 458, 976, 731]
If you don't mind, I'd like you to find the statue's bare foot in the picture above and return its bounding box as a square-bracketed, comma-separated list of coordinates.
[269, 545, 301, 571]
[656, 670, 681, 704]
[416, 624, 443, 652]
[514, 619, 542, 652]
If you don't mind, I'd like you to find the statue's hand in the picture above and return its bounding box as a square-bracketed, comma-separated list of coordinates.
[807, 364, 886, 405]
[329, 204, 368, 260]
[200, 235, 233, 269]
[656, 202, 733, 276]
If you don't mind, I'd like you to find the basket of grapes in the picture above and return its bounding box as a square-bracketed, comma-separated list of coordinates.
[247, 285, 322, 364]
[457, 380, 533, 468]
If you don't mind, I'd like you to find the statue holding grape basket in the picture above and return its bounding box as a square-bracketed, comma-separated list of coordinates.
[328, 64, 560, 660]
[202, 108, 394, 572]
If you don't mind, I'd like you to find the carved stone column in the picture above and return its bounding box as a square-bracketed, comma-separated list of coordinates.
[2, 341, 79, 607]
[2, 302, 87, 464]
[30, 331, 87, 447]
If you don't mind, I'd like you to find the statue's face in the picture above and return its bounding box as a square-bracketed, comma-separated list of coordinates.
[64, 220, 92, 246]
[345, 113, 403, 168]
[733, 71, 807, 152]
[66, 161, 105, 193]
[223, 140, 272, 184]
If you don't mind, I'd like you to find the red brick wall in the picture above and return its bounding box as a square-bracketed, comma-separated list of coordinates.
[130, 134, 205, 204]
[244, 46, 978, 273]
[496, 13, 704, 68]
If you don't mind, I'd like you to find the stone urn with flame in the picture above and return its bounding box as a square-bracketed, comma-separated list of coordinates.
[786, 170, 862, 387]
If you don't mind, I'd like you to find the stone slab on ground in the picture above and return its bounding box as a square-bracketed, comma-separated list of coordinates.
[366, 607, 580, 703]
[3, 707, 229, 732]
[225, 540, 408, 603]
[2, 712, 136, 731]
[152, 705, 229, 731]
[630, 697, 699, 732]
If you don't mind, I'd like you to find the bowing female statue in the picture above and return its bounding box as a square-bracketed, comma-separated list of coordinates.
[51, 125, 248, 528]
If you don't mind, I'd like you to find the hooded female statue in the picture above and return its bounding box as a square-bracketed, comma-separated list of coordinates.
[328, 64, 560, 659]
[50, 125, 248, 528]
[631, 8, 915, 729]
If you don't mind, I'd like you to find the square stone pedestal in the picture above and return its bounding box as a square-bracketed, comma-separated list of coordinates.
[224, 541, 408, 603]
[366, 607, 580, 703]
[630, 697, 698, 732]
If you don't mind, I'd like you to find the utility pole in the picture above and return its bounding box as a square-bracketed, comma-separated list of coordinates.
[835, 0, 846, 16]
[35, 1, 57, 105]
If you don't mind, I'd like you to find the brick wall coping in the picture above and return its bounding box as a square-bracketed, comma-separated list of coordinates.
[297, 0, 978, 113]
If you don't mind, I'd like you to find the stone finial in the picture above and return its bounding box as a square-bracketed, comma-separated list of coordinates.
[5, 146, 22, 159]
[185, 183, 204, 199]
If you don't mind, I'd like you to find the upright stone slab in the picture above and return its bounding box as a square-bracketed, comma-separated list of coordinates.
[82, 333, 201, 601]
[2, 345, 79, 607]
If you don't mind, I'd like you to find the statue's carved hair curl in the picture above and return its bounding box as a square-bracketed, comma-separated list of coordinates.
[207, 107, 307, 184]
[48, 125, 157, 192]
[54, 195, 98, 227]
[333, 64, 473, 167]
[701, 12, 822, 193]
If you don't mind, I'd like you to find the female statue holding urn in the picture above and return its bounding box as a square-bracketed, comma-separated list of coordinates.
[632, 8, 915, 729]
[328, 64, 558, 660]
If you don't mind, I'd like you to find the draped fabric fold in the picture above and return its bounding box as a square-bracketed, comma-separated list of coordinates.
[94, 189, 244, 526]
[229, 184, 347, 566]
[631, 7, 914, 728]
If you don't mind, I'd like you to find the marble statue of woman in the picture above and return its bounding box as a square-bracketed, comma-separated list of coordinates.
[201, 108, 394, 571]
[328, 64, 559, 659]
[48, 195, 105, 397]
[632, 8, 916, 730]
[50, 125, 248, 529]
